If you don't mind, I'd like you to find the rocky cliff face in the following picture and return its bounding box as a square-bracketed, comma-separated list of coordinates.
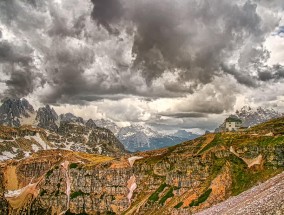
[0, 98, 35, 127]
[95, 119, 120, 135]
[0, 123, 127, 161]
[85, 119, 97, 129]
[59, 113, 84, 124]
[57, 121, 126, 155]
[236, 106, 283, 127]
[0, 117, 283, 214]
[0, 99, 127, 157]
[36, 105, 59, 132]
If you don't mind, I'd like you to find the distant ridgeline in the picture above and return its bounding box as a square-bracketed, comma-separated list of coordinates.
[216, 106, 283, 132]
[0, 98, 199, 157]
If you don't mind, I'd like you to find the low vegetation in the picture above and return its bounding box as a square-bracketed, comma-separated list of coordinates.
[70, 190, 85, 199]
[148, 183, 167, 202]
[69, 163, 78, 169]
[189, 188, 212, 207]
[159, 187, 174, 205]
[174, 202, 183, 208]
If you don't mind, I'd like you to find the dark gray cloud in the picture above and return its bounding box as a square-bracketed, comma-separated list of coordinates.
[91, 0, 124, 35]
[148, 118, 221, 131]
[90, 0, 280, 90]
[0, 40, 40, 99]
[0, 41, 31, 64]
[221, 64, 257, 87]
[4, 69, 35, 98]
[258, 64, 284, 81]
[159, 112, 207, 118]
[41, 42, 94, 104]
[41, 38, 132, 104]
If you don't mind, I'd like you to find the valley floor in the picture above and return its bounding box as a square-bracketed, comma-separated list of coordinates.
[196, 171, 284, 215]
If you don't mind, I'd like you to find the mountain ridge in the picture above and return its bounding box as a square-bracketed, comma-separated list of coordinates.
[216, 106, 283, 132]
[0, 116, 283, 214]
[0, 98, 127, 157]
[0, 98, 199, 152]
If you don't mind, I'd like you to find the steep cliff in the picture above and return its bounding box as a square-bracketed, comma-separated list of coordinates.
[0, 98, 35, 127]
[0, 117, 283, 214]
[36, 105, 59, 132]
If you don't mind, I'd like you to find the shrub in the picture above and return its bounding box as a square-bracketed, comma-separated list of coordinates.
[70, 163, 78, 169]
[148, 183, 167, 202]
[189, 188, 212, 207]
[159, 187, 174, 205]
[70, 190, 85, 199]
[174, 202, 183, 208]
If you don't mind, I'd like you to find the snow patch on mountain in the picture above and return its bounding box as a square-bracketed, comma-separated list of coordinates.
[117, 125, 199, 152]
[236, 106, 283, 127]
[32, 133, 50, 150]
[216, 106, 283, 132]
[94, 119, 120, 135]
[0, 151, 17, 161]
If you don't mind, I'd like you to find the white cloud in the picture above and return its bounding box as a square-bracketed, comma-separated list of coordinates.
[265, 35, 284, 65]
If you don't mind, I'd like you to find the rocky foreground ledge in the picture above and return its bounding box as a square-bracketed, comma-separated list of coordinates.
[196, 171, 284, 215]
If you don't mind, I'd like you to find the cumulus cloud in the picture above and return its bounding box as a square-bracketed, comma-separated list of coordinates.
[91, 0, 281, 89]
[0, 0, 284, 131]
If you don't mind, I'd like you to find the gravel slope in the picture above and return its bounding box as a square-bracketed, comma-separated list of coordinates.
[196, 171, 284, 215]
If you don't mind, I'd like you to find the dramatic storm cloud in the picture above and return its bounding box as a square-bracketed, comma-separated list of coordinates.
[0, 0, 284, 131]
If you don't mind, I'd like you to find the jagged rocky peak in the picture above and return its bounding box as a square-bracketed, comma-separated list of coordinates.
[94, 119, 120, 135]
[0, 98, 35, 127]
[173, 130, 194, 138]
[116, 124, 200, 152]
[59, 113, 84, 124]
[36, 105, 59, 131]
[118, 124, 160, 138]
[235, 106, 283, 127]
[86, 119, 97, 128]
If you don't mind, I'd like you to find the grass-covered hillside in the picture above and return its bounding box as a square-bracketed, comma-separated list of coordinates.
[0, 117, 283, 214]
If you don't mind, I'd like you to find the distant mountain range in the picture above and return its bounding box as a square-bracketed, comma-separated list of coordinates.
[117, 125, 199, 152]
[236, 106, 283, 127]
[0, 98, 198, 154]
[216, 106, 283, 132]
[3, 99, 282, 153]
[92, 121, 199, 152]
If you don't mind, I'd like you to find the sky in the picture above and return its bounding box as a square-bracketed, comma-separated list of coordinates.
[0, 0, 284, 133]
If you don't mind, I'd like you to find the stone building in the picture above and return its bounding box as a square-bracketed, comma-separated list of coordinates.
[225, 116, 242, 131]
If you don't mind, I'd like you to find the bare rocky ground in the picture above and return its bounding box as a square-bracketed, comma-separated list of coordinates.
[196, 171, 284, 215]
